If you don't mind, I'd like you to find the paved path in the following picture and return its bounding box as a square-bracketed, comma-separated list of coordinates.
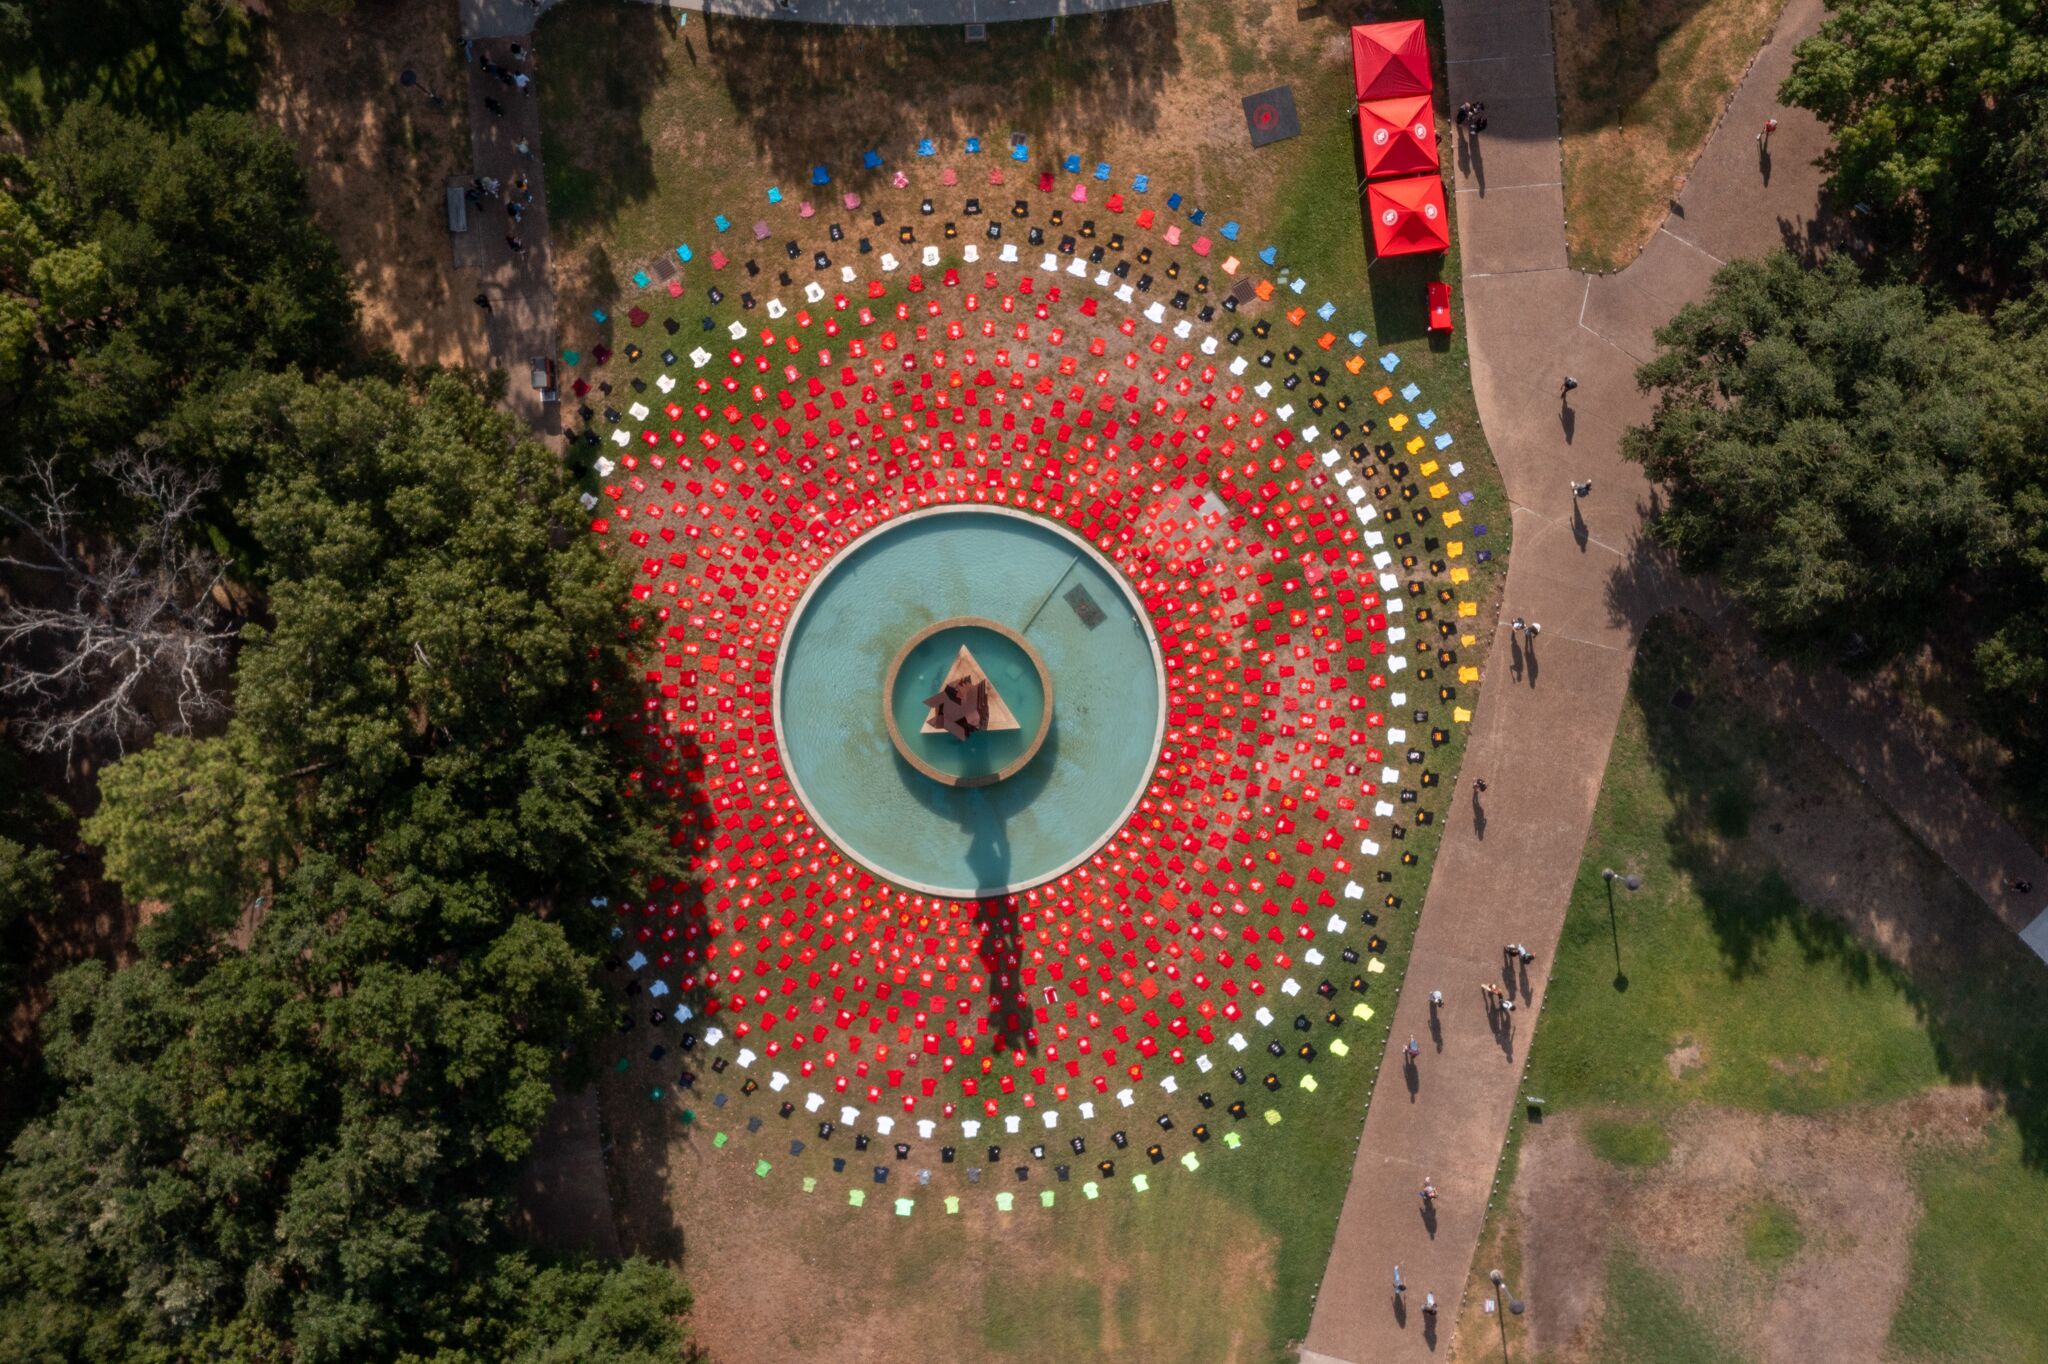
[633, 0, 1163, 26]
[456, 14, 561, 436]
[1300, 1, 1833, 1359]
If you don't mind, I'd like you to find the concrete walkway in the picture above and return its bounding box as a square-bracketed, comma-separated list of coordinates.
[456, 12, 561, 435]
[633, 0, 1163, 26]
[1300, 1, 1833, 1360]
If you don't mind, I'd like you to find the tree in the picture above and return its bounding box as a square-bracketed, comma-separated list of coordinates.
[1779, 0, 2048, 295]
[1625, 250, 2048, 807]
[9, 370, 688, 1361]
[0, 100, 356, 488]
[0, 448, 237, 757]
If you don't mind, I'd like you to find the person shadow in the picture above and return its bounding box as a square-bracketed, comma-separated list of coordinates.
[1423, 1310, 1439, 1350]
[1428, 1003, 1444, 1053]
[1571, 495, 1590, 551]
[1759, 142, 1773, 185]
[1560, 399, 1575, 444]
[1524, 634, 1540, 688]
[1404, 1053, 1420, 1102]
[1509, 631, 1525, 683]
[1420, 1199, 1438, 1239]
[1394, 1294, 1408, 1328]
[1471, 783, 1487, 840]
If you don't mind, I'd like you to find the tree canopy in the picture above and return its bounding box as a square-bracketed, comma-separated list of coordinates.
[5, 373, 687, 1363]
[0, 100, 356, 490]
[1780, 0, 2048, 295]
[1624, 251, 2048, 806]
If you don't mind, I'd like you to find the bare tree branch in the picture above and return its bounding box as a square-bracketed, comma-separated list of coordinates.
[0, 448, 240, 757]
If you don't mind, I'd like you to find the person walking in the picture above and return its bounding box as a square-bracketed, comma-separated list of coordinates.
[1428, 989, 1444, 1008]
[1571, 478, 1593, 497]
[1404, 1034, 1421, 1065]
[1559, 376, 1579, 400]
[514, 71, 531, 96]
[1468, 103, 1487, 134]
[1512, 617, 1526, 633]
[1393, 1263, 1406, 1298]
[474, 292, 493, 313]
[1473, 778, 1488, 794]
[1757, 116, 1778, 147]
[1419, 1176, 1437, 1206]
[1455, 101, 1474, 126]
[1423, 1292, 1439, 1320]
[1528, 622, 1542, 637]
[505, 233, 524, 253]
[514, 138, 533, 158]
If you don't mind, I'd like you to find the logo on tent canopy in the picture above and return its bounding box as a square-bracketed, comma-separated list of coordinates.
[1411, 121, 1429, 139]
[1380, 208, 1399, 225]
[1371, 128, 1389, 146]
[1424, 204, 1440, 219]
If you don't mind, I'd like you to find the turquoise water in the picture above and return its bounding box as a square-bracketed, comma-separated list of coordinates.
[776, 510, 1163, 897]
[887, 623, 1047, 782]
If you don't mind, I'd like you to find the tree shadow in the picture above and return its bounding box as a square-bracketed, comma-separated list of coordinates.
[701, 7, 1182, 193]
[0, 2, 261, 139]
[1552, 0, 1727, 138]
[1632, 615, 2048, 1168]
[533, 0, 670, 237]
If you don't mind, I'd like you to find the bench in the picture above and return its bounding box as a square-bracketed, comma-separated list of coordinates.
[446, 185, 468, 234]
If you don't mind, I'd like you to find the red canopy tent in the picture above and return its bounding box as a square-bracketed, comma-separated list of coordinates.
[1368, 175, 1451, 257]
[1358, 95, 1440, 179]
[1351, 20, 1433, 101]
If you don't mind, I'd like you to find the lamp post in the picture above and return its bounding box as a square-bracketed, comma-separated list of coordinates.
[399, 68, 445, 109]
[1489, 1269, 1525, 1359]
[1600, 868, 1641, 990]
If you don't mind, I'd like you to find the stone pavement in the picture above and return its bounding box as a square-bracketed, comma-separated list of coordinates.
[457, 13, 561, 436]
[635, 0, 1163, 26]
[1300, 1, 1835, 1360]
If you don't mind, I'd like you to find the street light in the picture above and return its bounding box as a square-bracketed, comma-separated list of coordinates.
[399, 68, 446, 109]
[1490, 1269, 1525, 1360]
[1600, 870, 1640, 990]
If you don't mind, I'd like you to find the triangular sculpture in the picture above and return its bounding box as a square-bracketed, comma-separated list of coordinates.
[921, 644, 1020, 738]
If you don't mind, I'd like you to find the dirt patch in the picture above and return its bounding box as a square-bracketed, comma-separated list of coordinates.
[597, 1067, 1283, 1364]
[1665, 1035, 1704, 1080]
[1514, 1090, 1993, 1364]
[255, 0, 488, 370]
[1766, 1053, 1826, 1076]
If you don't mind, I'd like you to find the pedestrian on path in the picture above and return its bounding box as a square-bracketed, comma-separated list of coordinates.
[1559, 376, 1578, 400]
[1393, 1264, 1406, 1297]
[1571, 478, 1592, 497]
[1468, 104, 1487, 135]
[1757, 117, 1778, 147]
[474, 292, 492, 313]
[1455, 101, 1474, 126]
[1419, 1176, 1437, 1205]
[509, 42, 526, 64]
[1528, 622, 1542, 637]
[1473, 778, 1487, 794]
[515, 71, 531, 96]
[515, 138, 532, 158]
[485, 96, 505, 118]
[1428, 989, 1444, 1009]
[1404, 1034, 1421, 1064]
[1511, 617, 1526, 634]
[1423, 1292, 1438, 1319]
[1481, 981, 1500, 1008]
[505, 233, 524, 253]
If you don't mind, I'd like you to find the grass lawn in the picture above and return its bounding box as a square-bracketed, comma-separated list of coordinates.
[1458, 616, 2048, 1363]
[531, 3, 1516, 1359]
[1551, 0, 1785, 271]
